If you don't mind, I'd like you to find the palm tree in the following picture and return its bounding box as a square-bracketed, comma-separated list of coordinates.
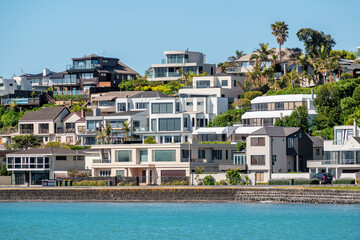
[228, 50, 245, 62]
[121, 120, 133, 141]
[96, 122, 112, 144]
[178, 68, 194, 87]
[261, 67, 275, 84]
[271, 21, 289, 64]
[250, 43, 275, 65]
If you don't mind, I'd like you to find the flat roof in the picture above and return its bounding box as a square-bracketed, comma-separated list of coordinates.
[251, 94, 315, 104]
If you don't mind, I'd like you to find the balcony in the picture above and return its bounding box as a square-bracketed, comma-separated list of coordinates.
[320, 159, 360, 165]
[7, 157, 50, 170]
[53, 90, 89, 98]
[92, 159, 111, 164]
[2, 98, 40, 105]
[52, 79, 79, 85]
[55, 128, 76, 134]
[135, 127, 149, 132]
[66, 64, 101, 71]
[20, 129, 34, 134]
[38, 129, 49, 134]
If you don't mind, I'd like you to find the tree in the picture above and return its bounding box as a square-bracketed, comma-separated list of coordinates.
[12, 135, 40, 150]
[96, 122, 112, 144]
[274, 106, 310, 132]
[207, 108, 248, 127]
[0, 164, 11, 176]
[271, 21, 289, 63]
[251, 43, 275, 64]
[296, 28, 336, 56]
[226, 169, 241, 185]
[236, 141, 246, 151]
[120, 120, 133, 141]
[228, 50, 245, 62]
[144, 136, 156, 144]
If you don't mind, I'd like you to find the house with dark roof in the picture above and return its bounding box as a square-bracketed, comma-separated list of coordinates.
[310, 136, 324, 161]
[6, 147, 85, 185]
[246, 126, 313, 183]
[307, 122, 360, 179]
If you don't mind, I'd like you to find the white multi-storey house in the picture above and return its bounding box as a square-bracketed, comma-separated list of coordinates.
[242, 94, 317, 127]
[147, 50, 216, 83]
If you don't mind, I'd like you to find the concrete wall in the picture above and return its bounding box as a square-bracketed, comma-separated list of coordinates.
[0, 176, 11, 185]
[271, 173, 312, 179]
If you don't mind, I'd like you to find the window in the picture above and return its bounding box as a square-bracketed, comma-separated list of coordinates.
[251, 137, 265, 146]
[56, 137, 61, 142]
[197, 102, 204, 106]
[233, 80, 236, 87]
[226, 150, 228, 160]
[115, 150, 132, 162]
[222, 80, 228, 86]
[183, 118, 188, 128]
[234, 155, 246, 165]
[99, 170, 111, 177]
[316, 149, 321, 156]
[117, 103, 126, 112]
[78, 126, 85, 133]
[212, 150, 222, 160]
[66, 136, 73, 144]
[186, 102, 193, 106]
[158, 118, 181, 131]
[272, 155, 277, 165]
[56, 156, 67, 161]
[153, 150, 175, 162]
[116, 170, 125, 176]
[151, 119, 157, 131]
[176, 102, 180, 112]
[173, 136, 181, 143]
[164, 136, 172, 143]
[275, 102, 284, 110]
[251, 155, 265, 165]
[136, 102, 149, 109]
[181, 150, 190, 159]
[198, 150, 205, 159]
[151, 103, 173, 114]
[81, 73, 94, 79]
[288, 138, 294, 148]
[140, 150, 148, 162]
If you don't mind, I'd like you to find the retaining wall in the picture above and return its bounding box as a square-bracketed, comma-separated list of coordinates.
[1, 187, 360, 204]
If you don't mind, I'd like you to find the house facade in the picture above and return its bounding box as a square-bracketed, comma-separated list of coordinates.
[147, 50, 216, 83]
[242, 94, 317, 127]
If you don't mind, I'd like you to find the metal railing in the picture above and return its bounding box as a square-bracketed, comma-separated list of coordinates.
[20, 129, 34, 134]
[66, 64, 101, 70]
[322, 159, 360, 165]
[38, 129, 49, 134]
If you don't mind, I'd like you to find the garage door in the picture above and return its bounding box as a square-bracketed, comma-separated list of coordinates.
[161, 170, 186, 177]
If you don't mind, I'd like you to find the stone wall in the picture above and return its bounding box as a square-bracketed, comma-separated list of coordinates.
[1, 187, 360, 204]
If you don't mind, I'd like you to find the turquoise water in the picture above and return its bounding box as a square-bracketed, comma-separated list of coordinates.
[1, 202, 360, 240]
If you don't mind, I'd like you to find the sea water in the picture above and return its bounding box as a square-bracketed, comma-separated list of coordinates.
[0, 202, 359, 240]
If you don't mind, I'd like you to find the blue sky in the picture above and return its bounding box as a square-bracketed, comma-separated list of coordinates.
[0, 0, 359, 78]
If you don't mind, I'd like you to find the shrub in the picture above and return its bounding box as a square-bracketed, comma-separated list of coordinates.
[226, 169, 241, 185]
[236, 141, 246, 151]
[194, 166, 204, 174]
[117, 182, 125, 186]
[73, 180, 108, 186]
[144, 136, 156, 144]
[244, 91, 262, 100]
[202, 175, 215, 185]
[215, 179, 228, 185]
[268, 178, 319, 185]
[333, 179, 355, 184]
[124, 182, 136, 186]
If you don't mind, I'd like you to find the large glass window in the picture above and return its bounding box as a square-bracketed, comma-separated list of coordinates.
[275, 102, 284, 110]
[116, 170, 124, 176]
[136, 102, 149, 109]
[251, 155, 265, 165]
[151, 119, 157, 131]
[115, 150, 132, 162]
[81, 73, 94, 79]
[153, 150, 175, 162]
[198, 150, 206, 159]
[117, 103, 126, 112]
[222, 80, 228, 86]
[196, 80, 210, 88]
[234, 155, 246, 165]
[287, 138, 294, 148]
[140, 150, 148, 162]
[151, 103, 173, 114]
[250, 137, 265, 146]
[158, 118, 181, 131]
[212, 150, 222, 160]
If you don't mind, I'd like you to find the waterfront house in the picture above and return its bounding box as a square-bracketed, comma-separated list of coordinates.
[146, 50, 216, 83]
[307, 122, 360, 179]
[241, 94, 317, 127]
[6, 147, 85, 185]
[85, 142, 237, 185]
[246, 126, 313, 183]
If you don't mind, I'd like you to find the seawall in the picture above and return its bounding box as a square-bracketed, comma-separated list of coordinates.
[1, 187, 360, 204]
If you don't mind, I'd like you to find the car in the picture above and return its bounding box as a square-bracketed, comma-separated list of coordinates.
[313, 173, 333, 184]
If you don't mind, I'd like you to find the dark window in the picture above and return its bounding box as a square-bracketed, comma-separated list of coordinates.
[158, 118, 181, 131]
[212, 150, 222, 160]
[151, 103, 173, 114]
[250, 137, 265, 146]
[56, 156, 67, 161]
[251, 155, 265, 165]
[198, 150, 206, 159]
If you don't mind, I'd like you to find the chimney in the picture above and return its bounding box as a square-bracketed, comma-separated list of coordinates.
[43, 68, 49, 77]
[81, 108, 85, 118]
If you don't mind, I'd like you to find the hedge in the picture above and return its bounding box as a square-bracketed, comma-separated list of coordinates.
[268, 178, 319, 185]
[332, 179, 355, 184]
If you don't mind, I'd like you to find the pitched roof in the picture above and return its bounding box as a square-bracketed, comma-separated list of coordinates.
[112, 61, 138, 75]
[250, 126, 300, 137]
[353, 137, 360, 144]
[91, 91, 142, 101]
[63, 111, 92, 122]
[72, 54, 103, 60]
[27, 71, 63, 79]
[20, 107, 68, 122]
[130, 91, 170, 98]
[310, 136, 324, 148]
[8, 147, 83, 155]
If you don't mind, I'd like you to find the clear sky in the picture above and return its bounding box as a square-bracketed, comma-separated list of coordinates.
[0, 0, 359, 78]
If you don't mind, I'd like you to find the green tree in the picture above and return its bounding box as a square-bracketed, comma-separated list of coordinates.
[244, 91, 262, 100]
[226, 169, 241, 185]
[228, 50, 245, 62]
[274, 106, 310, 132]
[0, 164, 11, 176]
[207, 108, 248, 127]
[296, 28, 336, 56]
[96, 122, 112, 144]
[236, 141, 246, 151]
[12, 134, 41, 150]
[121, 120, 133, 141]
[271, 21, 289, 63]
[144, 136, 156, 144]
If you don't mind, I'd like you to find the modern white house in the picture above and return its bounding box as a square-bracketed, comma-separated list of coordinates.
[241, 94, 317, 127]
[307, 122, 360, 179]
[178, 74, 244, 99]
[147, 50, 216, 82]
[245, 126, 313, 183]
[6, 147, 85, 185]
[85, 142, 237, 185]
